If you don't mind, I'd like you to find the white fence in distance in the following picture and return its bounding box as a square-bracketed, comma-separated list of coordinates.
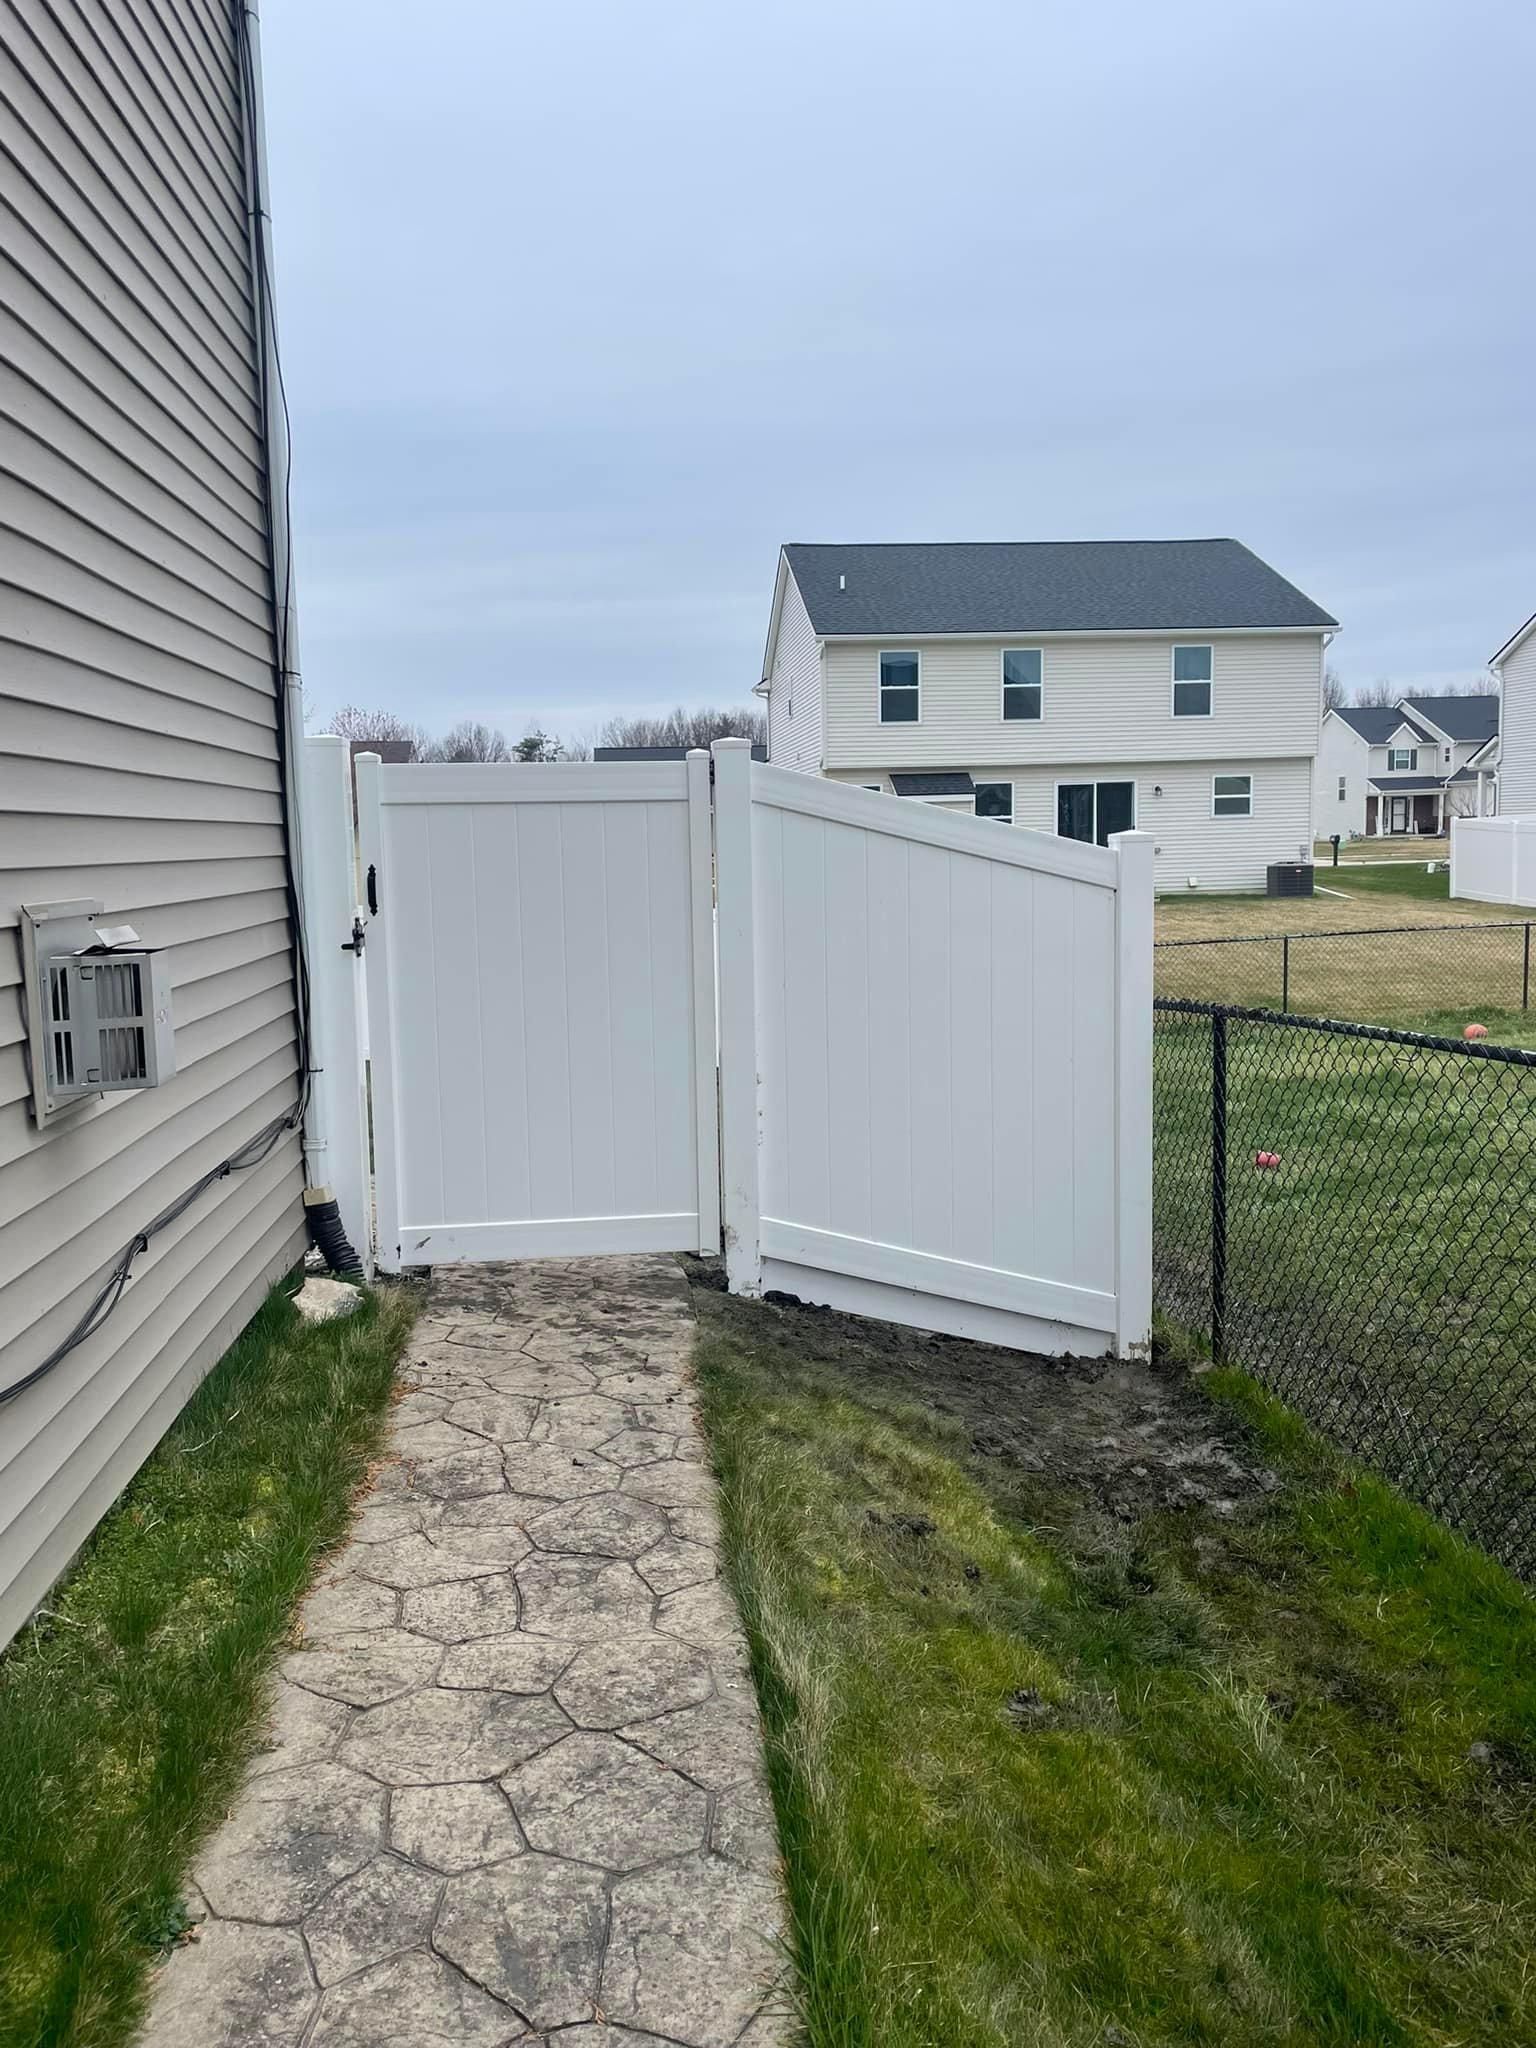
[713, 741, 1153, 1357]
[357, 755, 720, 1269]
[1451, 815, 1536, 908]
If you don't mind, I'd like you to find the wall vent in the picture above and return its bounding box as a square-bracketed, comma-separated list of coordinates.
[21, 902, 175, 1122]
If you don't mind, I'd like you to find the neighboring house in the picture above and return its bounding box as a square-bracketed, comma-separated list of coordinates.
[1316, 696, 1500, 839]
[0, 5, 308, 1646]
[1491, 611, 1536, 815]
[593, 744, 767, 761]
[757, 539, 1338, 892]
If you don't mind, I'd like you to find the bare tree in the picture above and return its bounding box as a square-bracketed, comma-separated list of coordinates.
[324, 704, 429, 751]
[598, 705, 766, 751]
[1353, 679, 1400, 708]
[1323, 666, 1347, 712]
[424, 720, 511, 762]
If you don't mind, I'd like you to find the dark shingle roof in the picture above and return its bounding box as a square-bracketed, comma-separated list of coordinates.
[889, 771, 975, 798]
[1367, 775, 1447, 793]
[781, 540, 1337, 637]
[1401, 695, 1500, 745]
[1333, 706, 1436, 745]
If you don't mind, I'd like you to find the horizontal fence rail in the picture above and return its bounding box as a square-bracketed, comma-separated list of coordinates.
[1156, 920, 1535, 1024]
[1153, 997, 1536, 1577]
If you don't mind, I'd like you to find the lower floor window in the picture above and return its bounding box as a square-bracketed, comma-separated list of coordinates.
[974, 781, 1013, 823]
[1057, 780, 1134, 846]
[1213, 773, 1253, 817]
[1338, 775, 1347, 800]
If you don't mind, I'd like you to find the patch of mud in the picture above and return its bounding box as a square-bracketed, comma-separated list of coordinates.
[685, 1256, 1275, 1524]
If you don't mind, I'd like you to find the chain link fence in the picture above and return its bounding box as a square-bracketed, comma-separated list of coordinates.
[1156, 920, 1535, 1026]
[1153, 999, 1536, 1577]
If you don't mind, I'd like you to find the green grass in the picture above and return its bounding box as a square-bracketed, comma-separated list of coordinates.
[1157, 859, 1536, 1032]
[1152, 1014, 1536, 1572]
[0, 1279, 417, 2048]
[692, 1289, 1536, 2047]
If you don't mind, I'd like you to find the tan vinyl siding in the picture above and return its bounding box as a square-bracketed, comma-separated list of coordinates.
[827, 757, 1316, 893]
[822, 631, 1327, 770]
[0, 0, 305, 1649]
[766, 567, 824, 772]
[1497, 632, 1536, 816]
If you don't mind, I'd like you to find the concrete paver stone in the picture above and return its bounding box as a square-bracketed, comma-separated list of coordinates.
[141, 1258, 787, 2048]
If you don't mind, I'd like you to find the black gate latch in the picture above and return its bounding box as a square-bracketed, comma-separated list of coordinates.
[341, 915, 367, 956]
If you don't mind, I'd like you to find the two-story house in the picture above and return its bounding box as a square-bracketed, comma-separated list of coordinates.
[1315, 696, 1500, 839]
[1491, 610, 1536, 815]
[758, 539, 1338, 892]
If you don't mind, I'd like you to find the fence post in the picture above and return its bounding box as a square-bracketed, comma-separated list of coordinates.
[355, 751, 401, 1273]
[685, 750, 722, 1254]
[711, 739, 762, 1296]
[1110, 830, 1154, 1357]
[1281, 934, 1290, 1012]
[1211, 1010, 1228, 1364]
[297, 735, 373, 1275]
[1524, 923, 1530, 1012]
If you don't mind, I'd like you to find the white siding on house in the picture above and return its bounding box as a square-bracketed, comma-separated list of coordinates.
[821, 631, 1326, 770]
[1314, 713, 1368, 837]
[0, 0, 304, 1648]
[828, 757, 1314, 893]
[765, 567, 822, 772]
[1497, 629, 1536, 816]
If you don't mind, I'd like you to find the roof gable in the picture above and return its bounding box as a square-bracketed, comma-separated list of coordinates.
[780, 539, 1337, 637]
[1400, 694, 1499, 745]
[1334, 705, 1409, 744]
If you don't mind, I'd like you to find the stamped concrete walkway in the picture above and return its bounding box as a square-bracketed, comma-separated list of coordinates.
[143, 1256, 789, 2048]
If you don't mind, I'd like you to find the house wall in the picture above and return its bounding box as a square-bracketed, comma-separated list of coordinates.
[827, 757, 1314, 893]
[821, 631, 1326, 770]
[765, 569, 823, 773]
[0, 0, 305, 1648]
[1498, 632, 1536, 815]
[1315, 716, 1367, 838]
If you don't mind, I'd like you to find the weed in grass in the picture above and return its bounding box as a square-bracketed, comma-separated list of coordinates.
[690, 1277, 1536, 2047]
[0, 1280, 417, 2048]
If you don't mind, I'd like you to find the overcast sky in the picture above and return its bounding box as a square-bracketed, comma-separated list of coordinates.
[262, 0, 1535, 741]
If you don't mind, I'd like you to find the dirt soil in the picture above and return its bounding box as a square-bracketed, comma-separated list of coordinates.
[684, 1259, 1273, 1526]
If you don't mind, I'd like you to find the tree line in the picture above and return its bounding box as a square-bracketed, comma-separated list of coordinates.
[322, 704, 766, 762]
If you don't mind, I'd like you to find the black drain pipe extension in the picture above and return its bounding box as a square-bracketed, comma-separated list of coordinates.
[304, 1188, 365, 1282]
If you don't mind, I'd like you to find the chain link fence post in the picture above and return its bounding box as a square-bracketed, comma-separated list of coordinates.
[1210, 1010, 1227, 1364]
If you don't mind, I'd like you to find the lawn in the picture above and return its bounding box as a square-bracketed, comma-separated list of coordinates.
[1156, 860, 1536, 1030]
[0, 1278, 417, 2048]
[1152, 1009, 1536, 1575]
[1314, 836, 1450, 864]
[690, 1270, 1536, 2048]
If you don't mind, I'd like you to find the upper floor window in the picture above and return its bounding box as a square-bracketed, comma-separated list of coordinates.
[1172, 644, 1213, 717]
[1212, 773, 1252, 818]
[879, 651, 920, 724]
[1001, 649, 1042, 721]
[974, 781, 1014, 823]
[1338, 775, 1347, 801]
[1388, 747, 1416, 771]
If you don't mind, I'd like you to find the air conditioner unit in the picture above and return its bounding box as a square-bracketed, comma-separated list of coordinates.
[21, 901, 175, 1122]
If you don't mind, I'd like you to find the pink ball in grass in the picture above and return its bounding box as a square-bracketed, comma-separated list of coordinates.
[1464, 1023, 1489, 1041]
[1254, 1150, 1281, 1169]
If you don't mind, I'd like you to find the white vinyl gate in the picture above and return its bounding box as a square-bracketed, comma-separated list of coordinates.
[357, 755, 720, 1267]
[353, 741, 1151, 1356]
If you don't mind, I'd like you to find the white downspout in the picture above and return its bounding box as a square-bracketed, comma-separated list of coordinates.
[238, 3, 345, 1235]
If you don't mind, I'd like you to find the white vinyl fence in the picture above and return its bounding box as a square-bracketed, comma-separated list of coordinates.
[713, 744, 1153, 1357]
[348, 741, 1152, 1357]
[1452, 815, 1536, 908]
